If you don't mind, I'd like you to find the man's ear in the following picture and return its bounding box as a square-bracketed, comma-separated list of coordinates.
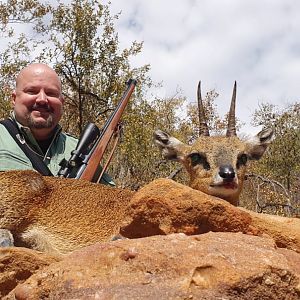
[247, 128, 274, 160]
[153, 130, 186, 162]
[60, 94, 65, 104]
[11, 91, 16, 108]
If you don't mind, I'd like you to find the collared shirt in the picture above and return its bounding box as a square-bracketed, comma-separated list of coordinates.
[0, 113, 115, 186]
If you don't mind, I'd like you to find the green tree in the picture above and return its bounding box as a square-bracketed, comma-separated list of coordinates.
[0, 0, 51, 118]
[40, 0, 150, 134]
[239, 102, 300, 216]
[111, 93, 186, 189]
[251, 102, 300, 190]
[0, 0, 151, 136]
[0, 0, 50, 36]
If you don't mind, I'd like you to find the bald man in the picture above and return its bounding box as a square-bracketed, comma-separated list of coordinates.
[0, 63, 115, 185]
[12, 63, 64, 141]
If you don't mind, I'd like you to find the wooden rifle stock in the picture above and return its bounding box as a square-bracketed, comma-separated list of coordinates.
[79, 79, 136, 181]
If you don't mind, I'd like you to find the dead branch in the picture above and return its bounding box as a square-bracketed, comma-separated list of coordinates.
[245, 173, 294, 217]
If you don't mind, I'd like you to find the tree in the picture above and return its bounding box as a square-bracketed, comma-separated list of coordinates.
[111, 93, 187, 189]
[0, 0, 50, 36]
[0, 0, 51, 118]
[239, 102, 300, 217]
[39, 0, 150, 135]
[251, 102, 300, 190]
[0, 0, 151, 136]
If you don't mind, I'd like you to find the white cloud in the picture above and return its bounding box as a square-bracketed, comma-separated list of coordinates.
[2, 0, 300, 134]
[105, 0, 300, 134]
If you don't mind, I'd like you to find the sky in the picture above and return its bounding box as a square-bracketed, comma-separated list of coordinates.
[2, 0, 300, 135]
[103, 0, 300, 134]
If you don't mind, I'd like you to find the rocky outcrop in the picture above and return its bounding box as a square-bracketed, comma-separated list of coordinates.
[0, 247, 60, 298]
[4, 232, 300, 299]
[1, 177, 300, 298]
[121, 178, 300, 252]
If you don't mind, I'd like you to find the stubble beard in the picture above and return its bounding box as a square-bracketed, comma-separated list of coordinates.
[26, 104, 55, 129]
[27, 113, 54, 129]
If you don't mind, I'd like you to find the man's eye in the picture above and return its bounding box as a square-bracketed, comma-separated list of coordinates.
[189, 153, 210, 170]
[237, 154, 248, 168]
[46, 90, 59, 97]
[26, 90, 38, 95]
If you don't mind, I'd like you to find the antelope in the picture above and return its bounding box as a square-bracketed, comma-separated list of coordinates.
[0, 170, 134, 255]
[154, 82, 273, 206]
[0, 83, 273, 255]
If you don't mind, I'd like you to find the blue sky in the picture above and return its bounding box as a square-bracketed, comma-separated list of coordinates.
[105, 0, 300, 134]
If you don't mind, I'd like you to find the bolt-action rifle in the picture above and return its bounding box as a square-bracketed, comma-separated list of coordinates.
[58, 79, 137, 182]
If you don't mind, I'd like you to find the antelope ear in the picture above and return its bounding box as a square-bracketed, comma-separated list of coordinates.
[153, 130, 186, 161]
[247, 128, 274, 160]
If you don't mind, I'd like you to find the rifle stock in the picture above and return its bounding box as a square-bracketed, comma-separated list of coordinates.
[59, 79, 136, 182]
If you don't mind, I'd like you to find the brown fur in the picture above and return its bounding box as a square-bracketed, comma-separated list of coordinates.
[0, 127, 273, 255]
[154, 129, 273, 206]
[0, 170, 134, 255]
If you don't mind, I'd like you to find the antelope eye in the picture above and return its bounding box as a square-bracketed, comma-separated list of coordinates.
[237, 153, 248, 168]
[189, 153, 210, 170]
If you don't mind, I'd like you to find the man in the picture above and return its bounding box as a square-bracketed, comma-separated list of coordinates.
[0, 63, 114, 186]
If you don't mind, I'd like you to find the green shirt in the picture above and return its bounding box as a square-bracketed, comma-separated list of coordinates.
[0, 115, 115, 186]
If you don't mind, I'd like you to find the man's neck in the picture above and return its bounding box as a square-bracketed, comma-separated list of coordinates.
[36, 135, 54, 155]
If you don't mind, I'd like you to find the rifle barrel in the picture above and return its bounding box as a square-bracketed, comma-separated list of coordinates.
[78, 79, 137, 181]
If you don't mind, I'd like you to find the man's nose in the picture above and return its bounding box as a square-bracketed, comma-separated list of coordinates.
[36, 90, 48, 103]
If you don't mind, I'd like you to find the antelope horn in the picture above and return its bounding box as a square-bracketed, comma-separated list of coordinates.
[226, 81, 237, 137]
[197, 81, 210, 136]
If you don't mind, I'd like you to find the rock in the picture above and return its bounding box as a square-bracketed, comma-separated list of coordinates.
[1, 177, 300, 298]
[0, 247, 60, 298]
[5, 232, 300, 300]
[121, 178, 300, 252]
[0, 229, 14, 247]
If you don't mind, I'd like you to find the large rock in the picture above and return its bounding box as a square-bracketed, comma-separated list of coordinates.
[4, 232, 300, 300]
[1, 176, 300, 298]
[121, 178, 300, 252]
[0, 247, 60, 298]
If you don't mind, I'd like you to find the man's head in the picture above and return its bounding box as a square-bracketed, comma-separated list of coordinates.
[12, 63, 64, 140]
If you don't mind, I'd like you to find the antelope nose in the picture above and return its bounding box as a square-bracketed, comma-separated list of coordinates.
[219, 165, 235, 180]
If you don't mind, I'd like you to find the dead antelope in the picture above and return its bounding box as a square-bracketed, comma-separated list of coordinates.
[0, 170, 134, 255]
[154, 82, 273, 206]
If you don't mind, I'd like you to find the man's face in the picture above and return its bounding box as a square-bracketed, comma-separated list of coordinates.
[12, 65, 64, 132]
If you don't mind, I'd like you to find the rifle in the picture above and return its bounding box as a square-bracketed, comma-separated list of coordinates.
[58, 79, 137, 182]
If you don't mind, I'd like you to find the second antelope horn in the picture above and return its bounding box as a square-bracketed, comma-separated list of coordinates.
[226, 81, 237, 137]
[197, 81, 210, 136]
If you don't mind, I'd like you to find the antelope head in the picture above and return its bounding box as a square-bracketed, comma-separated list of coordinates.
[154, 82, 273, 205]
